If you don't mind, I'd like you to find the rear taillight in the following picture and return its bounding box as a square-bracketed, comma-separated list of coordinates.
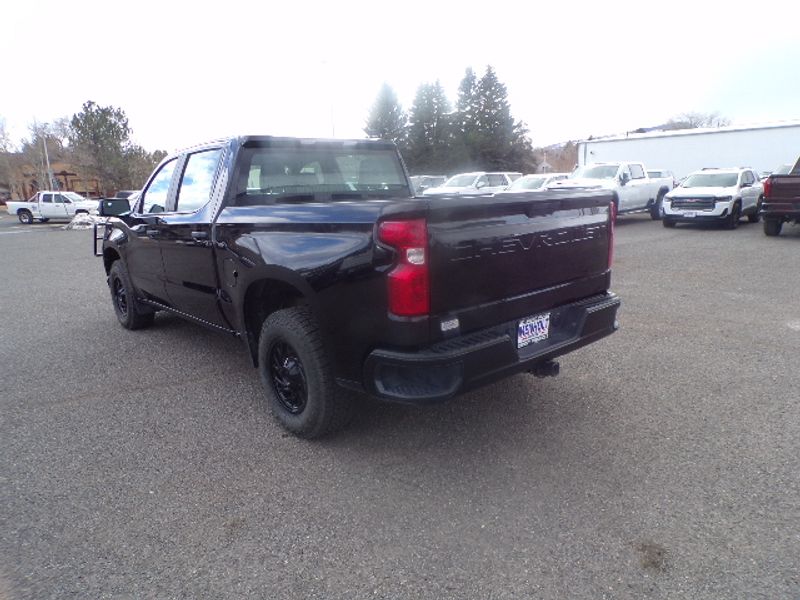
[608, 201, 615, 267]
[763, 177, 772, 199]
[378, 219, 429, 317]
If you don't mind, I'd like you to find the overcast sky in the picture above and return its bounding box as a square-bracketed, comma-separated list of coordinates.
[3, 0, 799, 153]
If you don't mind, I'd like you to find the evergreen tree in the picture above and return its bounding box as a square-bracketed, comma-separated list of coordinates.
[405, 80, 451, 173]
[68, 101, 133, 194]
[364, 83, 407, 148]
[452, 67, 481, 168]
[471, 66, 536, 172]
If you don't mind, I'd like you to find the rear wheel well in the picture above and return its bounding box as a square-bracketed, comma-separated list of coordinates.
[243, 279, 307, 365]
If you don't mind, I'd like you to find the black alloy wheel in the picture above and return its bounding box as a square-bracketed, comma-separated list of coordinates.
[108, 261, 154, 330]
[112, 275, 129, 318]
[269, 340, 308, 415]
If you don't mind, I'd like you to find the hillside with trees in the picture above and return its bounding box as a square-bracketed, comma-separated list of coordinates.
[0, 102, 166, 201]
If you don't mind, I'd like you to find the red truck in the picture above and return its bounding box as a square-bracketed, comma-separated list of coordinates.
[761, 157, 800, 236]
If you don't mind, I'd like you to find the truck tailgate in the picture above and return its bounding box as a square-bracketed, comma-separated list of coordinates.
[426, 190, 614, 335]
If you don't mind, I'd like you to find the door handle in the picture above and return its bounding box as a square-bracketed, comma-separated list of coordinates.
[145, 229, 160, 238]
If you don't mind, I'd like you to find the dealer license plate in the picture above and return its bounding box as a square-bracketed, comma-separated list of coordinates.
[682, 211, 697, 218]
[517, 313, 550, 348]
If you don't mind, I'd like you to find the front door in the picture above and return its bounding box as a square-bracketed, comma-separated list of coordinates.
[125, 158, 180, 304]
[159, 148, 229, 328]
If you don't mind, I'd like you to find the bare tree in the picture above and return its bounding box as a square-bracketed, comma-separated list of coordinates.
[664, 111, 731, 130]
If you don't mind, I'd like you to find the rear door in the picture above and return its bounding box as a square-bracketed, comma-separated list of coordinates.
[740, 170, 759, 211]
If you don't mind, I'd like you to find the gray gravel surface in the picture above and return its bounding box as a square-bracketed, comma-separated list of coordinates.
[1, 212, 798, 599]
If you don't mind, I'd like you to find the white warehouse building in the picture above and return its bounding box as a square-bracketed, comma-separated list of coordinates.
[577, 120, 800, 179]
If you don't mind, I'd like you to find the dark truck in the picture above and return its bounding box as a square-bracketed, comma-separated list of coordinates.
[761, 156, 800, 236]
[96, 136, 620, 438]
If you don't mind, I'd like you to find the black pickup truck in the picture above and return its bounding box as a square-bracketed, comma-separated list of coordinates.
[761, 156, 800, 236]
[96, 136, 620, 437]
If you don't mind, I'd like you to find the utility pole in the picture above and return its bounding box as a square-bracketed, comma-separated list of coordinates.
[42, 135, 55, 189]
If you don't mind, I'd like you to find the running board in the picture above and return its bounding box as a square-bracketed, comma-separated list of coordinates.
[139, 298, 240, 336]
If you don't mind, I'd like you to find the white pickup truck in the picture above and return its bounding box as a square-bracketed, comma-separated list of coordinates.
[6, 191, 99, 224]
[549, 162, 673, 219]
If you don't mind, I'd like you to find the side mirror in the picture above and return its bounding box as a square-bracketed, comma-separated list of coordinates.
[476, 181, 487, 189]
[619, 173, 629, 186]
[99, 198, 131, 217]
[740, 182, 751, 188]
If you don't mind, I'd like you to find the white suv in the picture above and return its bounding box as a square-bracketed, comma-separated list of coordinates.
[662, 167, 763, 229]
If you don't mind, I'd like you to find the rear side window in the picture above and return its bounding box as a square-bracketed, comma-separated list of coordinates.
[176, 149, 222, 212]
[141, 159, 178, 214]
[630, 164, 645, 179]
[487, 174, 507, 186]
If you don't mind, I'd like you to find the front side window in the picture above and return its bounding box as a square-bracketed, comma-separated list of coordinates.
[176, 149, 222, 212]
[630, 164, 645, 179]
[141, 159, 178, 214]
[42, 194, 53, 203]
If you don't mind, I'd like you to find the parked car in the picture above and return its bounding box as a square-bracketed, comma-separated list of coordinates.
[498, 173, 569, 193]
[96, 136, 620, 438]
[409, 175, 447, 195]
[662, 167, 763, 229]
[761, 156, 800, 236]
[6, 191, 99, 224]
[549, 162, 672, 219]
[421, 172, 521, 196]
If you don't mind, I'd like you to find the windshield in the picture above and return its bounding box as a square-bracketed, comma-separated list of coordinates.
[236, 144, 410, 204]
[572, 165, 619, 179]
[508, 176, 546, 190]
[444, 174, 478, 187]
[681, 173, 739, 188]
[64, 192, 88, 202]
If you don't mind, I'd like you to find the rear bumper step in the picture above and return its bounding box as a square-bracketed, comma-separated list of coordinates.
[363, 293, 620, 404]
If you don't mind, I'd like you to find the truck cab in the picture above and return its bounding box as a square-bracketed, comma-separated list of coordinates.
[7, 191, 99, 224]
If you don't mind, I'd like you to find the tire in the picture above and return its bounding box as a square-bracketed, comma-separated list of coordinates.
[662, 219, 676, 228]
[725, 203, 741, 230]
[18, 210, 33, 225]
[747, 197, 762, 223]
[258, 306, 353, 438]
[108, 261, 155, 330]
[763, 218, 782, 237]
[650, 191, 666, 220]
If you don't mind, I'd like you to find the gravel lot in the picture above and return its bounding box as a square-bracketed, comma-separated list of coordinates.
[1, 210, 798, 599]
